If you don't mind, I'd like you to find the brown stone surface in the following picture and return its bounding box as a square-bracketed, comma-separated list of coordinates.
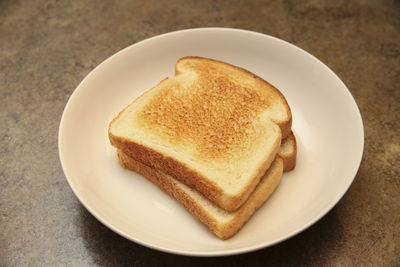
[1, 0, 399, 265]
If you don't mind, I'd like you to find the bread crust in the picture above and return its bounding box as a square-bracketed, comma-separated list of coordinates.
[109, 132, 280, 212]
[117, 150, 283, 239]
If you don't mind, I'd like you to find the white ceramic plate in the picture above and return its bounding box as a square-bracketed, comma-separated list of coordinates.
[58, 28, 364, 256]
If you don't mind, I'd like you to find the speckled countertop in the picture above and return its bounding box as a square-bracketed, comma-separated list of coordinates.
[1, 0, 399, 266]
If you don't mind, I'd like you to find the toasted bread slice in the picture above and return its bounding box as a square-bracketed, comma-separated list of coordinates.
[109, 57, 292, 211]
[118, 152, 283, 240]
[116, 132, 296, 239]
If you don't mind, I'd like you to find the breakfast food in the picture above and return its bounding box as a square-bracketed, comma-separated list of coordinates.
[117, 133, 296, 239]
[109, 56, 292, 212]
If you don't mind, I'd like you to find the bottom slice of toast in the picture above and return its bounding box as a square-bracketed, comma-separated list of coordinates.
[117, 151, 284, 240]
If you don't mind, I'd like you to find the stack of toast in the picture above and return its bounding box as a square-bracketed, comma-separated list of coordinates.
[108, 57, 296, 239]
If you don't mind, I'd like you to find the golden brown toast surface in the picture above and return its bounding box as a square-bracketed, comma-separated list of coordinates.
[109, 57, 292, 211]
[134, 57, 291, 162]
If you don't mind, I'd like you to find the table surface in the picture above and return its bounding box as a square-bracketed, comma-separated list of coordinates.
[1, 0, 399, 266]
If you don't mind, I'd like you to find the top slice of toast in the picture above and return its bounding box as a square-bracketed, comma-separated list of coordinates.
[109, 57, 292, 211]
